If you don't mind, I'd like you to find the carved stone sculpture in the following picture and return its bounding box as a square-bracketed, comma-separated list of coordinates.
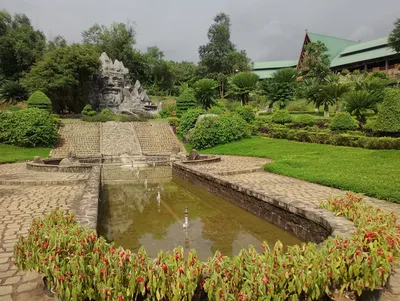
[90, 52, 159, 117]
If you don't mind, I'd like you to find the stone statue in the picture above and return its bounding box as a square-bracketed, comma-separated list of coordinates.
[90, 52, 159, 117]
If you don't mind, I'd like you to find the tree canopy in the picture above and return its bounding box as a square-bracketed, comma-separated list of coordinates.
[301, 41, 331, 79]
[388, 18, 400, 53]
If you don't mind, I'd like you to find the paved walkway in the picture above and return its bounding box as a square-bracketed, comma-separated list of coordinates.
[0, 163, 88, 301]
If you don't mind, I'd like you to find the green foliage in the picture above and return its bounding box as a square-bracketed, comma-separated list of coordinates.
[201, 137, 400, 202]
[0, 143, 50, 163]
[286, 99, 310, 112]
[193, 78, 218, 109]
[0, 81, 27, 103]
[227, 72, 259, 104]
[388, 18, 400, 53]
[0, 11, 46, 80]
[26, 91, 52, 112]
[234, 105, 255, 123]
[81, 104, 96, 117]
[375, 89, 400, 134]
[301, 41, 331, 79]
[82, 114, 141, 123]
[319, 76, 351, 116]
[167, 117, 180, 127]
[0, 108, 58, 147]
[294, 114, 315, 126]
[100, 108, 113, 116]
[342, 90, 379, 129]
[330, 112, 357, 131]
[22, 44, 100, 113]
[176, 90, 197, 117]
[271, 110, 293, 124]
[190, 113, 250, 149]
[178, 108, 205, 136]
[207, 104, 226, 115]
[8, 105, 22, 111]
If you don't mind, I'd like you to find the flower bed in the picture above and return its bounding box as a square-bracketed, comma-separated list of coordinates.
[14, 194, 400, 300]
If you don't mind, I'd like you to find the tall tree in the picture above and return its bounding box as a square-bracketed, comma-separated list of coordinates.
[227, 72, 259, 105]
[198, 13, 250, 97]
[47, 35, 67, 51]
[300, 41, 331, 79]
[0, 10, 46, 80]
[388, 18, 400, 53]
[22, 44, 100, 113]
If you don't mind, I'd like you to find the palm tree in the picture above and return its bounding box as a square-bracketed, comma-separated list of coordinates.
[193, 78, 218, 110]
[342, 90, 379, 129]
[298, 77, 323, 113]
[320, 76, 351, 117]
[227, 72, 259, 105]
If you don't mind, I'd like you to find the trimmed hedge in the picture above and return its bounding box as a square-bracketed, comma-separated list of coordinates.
[27, 91, 52, 112]
[235, 105, 255, 123]
[178, 108, 205, 136]
[375, 89, 400, 134]
[81, 104, 96, 116]
[330, 112, 357, 132]
[176, 90, 197, 117]
[260, 126, 400, 150]
[0, 108, 58, 147]
[271, 110, 293, 124]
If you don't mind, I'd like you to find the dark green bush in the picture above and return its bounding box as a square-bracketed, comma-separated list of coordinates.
[26, 91, 52, 112]
[0, 81, 27, 103]
[159, 105, 177, 118]
[190, 113, 250, 149]
[176, 90, 197, 117]
[81, 104, 96, 117]
[167, 117, 180, 127]
[207, 104, 226, 115]
[330, 112, 357, 132]
[0, 108, 58, 147]
[271, 110, 293, 124]
[235, 105, 255, 123]
[295, 114, 315, 127]
[100, 108, 113, 115]
[375, 89, 400, 135]
[8, 106, 22, 112]
[178, 108, 205, 136]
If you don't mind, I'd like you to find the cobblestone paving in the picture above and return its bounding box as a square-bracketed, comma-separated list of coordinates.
[51, 123, 100, 158]
[134, 122, 184, 155]
[0, 164, 87, 301]
[102, 122, 142, 156]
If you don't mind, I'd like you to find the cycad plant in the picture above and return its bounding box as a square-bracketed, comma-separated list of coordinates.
[227, 72, 259, 105]
[320, 76, 351, 117]
[342, 90, 379, 129]
[193, 78, 218, 110]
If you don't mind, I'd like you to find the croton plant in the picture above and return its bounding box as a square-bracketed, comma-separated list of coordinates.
[14, 193, 400, 301]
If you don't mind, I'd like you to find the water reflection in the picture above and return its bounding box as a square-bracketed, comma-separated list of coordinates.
[98, 166, 302, 261]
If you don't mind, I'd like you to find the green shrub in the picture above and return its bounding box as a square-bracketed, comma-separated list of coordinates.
[0, 81, 27, 103]
[207, 103, 227, 115]
[8, 106, 22, 112]
[271, 110, 293, 124]
[100, 108, 113, 115]
[295, 114, 315, 127]
[190, 113, 250, 149]
[286, 100, 309, 112]
[235, 105, 255, 123]
[375, 89, 400, 134]
[176, 90, 197, 117]
[167, 117, 180, 127]
[0, 108, 58, 147]
[330, 112, 357, 131]
[81, 104, 96, 117]
[178, 108, 205, 136]
[26, 91, 52, 112]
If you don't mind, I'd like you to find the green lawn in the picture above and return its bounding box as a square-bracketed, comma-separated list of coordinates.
[200, 137, 400, 203]
[0, 144, 51, 164]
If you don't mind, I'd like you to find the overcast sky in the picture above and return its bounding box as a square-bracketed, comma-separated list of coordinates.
[2, 0, 400, 63]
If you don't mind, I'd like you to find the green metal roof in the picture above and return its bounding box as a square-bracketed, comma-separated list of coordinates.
[307, 32, 359, 60]
[253, 69, 279, 79]
[339, 37, 388, 55]
[252, 60, 297, 70]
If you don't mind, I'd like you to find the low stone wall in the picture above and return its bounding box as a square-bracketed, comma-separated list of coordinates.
[26, 162, 94, 173]
[74, 166, 101, 231]
[173, 162, 354, 243]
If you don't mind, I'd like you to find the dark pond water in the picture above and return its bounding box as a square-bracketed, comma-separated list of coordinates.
[98, 166, 302, 261]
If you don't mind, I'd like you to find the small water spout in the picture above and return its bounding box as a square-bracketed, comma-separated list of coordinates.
[183, 207, 189, 229]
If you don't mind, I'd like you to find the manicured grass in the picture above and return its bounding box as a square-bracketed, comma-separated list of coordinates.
[0, 144, 51, 164]
[60, 118, 83, 124]
[200, 137, 400, 203]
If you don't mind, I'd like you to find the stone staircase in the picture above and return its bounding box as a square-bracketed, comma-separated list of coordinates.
[51, 121, 183, 158]
[51, 123, 101, 158]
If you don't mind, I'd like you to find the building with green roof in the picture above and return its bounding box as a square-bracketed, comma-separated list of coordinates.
[252, 31, 400, 79]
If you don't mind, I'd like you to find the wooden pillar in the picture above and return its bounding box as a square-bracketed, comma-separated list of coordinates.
[364, 63, 367, 72]
[385, 60, 389, 71]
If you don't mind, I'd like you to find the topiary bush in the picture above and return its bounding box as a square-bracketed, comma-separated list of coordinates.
[0, 108, 58, 147]
[176, 90, 197, 117]
[271, 110, 293, 124]
[295, 114, 315, 127]
[375, 89, 400, 135]
[167, 117, 180, 127]
[330, 112, 357, 132]
[189, 113, 250, 149]
[81, 104, 96, 117]
[100, 108, 113, 115]
[177, 108, 205, 136]
[26, 91, 52, 112]
[235, 105, 255, 123]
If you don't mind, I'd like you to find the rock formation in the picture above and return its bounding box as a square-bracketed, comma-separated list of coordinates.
[90, 52, 159, 117]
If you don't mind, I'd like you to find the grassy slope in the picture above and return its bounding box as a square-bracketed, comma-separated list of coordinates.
[0, 144, 51, 164]
[200, 137, 400, 203]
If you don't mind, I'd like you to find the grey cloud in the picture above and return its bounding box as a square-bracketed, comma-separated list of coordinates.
[1, 0, 399, 63]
